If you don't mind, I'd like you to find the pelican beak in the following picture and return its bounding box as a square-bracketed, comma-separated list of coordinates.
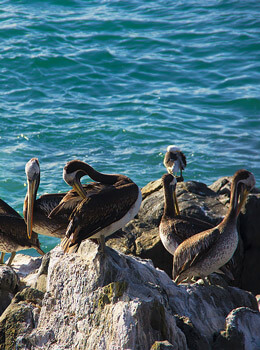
[236, 187, 249, 216]
[72, 179, 87, 200]
[173, 188, 180, 216]
[27, 179, 37, 239]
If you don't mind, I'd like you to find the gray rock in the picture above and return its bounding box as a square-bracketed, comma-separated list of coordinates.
[0, 265, 19, 316]
[34, 252, 51, 293]
[11, 254, 43, 289]
[14, 242, 259, 350]
[0, 287, 44, 350]
[213, 307, 260, 350]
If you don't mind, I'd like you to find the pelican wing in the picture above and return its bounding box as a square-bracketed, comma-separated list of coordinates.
[172, 215, 214, 243]
[0, 214, 41, 249]
[173, 228, 220, 279]
[63, 182, 139, 248]
[0, 198, 21, 218]
[48, 182, 105, 218]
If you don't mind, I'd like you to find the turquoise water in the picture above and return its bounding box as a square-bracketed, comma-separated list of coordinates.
[0, 0, 260, 255]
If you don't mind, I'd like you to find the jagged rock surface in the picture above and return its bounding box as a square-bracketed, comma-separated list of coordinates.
[212, 307, 260, 350]
[11, 242, 259, 350]
[0, 287, 44, 350]
[0, 265, 19, 316]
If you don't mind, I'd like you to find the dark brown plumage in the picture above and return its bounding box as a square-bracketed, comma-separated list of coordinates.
[50, 160, 142, 253]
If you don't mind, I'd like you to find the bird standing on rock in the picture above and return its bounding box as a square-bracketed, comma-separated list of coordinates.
[23, 158, 69, 239]
[172, 169, 255, 284]
[159, 173, 214, 256]
[49, 160, 142, 253]
[163, 145, 186, 181]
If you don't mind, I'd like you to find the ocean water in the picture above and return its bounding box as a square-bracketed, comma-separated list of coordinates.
[0, 0, 260, 256]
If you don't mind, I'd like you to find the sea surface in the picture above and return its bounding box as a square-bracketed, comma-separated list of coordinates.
[0, 0, 260, 257]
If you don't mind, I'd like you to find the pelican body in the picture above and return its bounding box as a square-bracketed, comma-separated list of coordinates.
[50, 160, 142, 253]
[172, 169, 255, 284]
[0, 199, 44, 265]
[159, 173, 213, 255]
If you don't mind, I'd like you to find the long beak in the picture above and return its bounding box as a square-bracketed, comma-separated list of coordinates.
[236, 188, 249, 217]
[27, 179, 37, 239]
[173, 188, 180, 216]
[72, 180, 87, 200]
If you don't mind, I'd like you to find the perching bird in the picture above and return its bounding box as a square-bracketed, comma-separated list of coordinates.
[172, 169, 255, 284]
[50, 160, 142, 253]
[0, 198, 44, 266]
[159, 173, 214, 256]
[163, 145, 186, 180]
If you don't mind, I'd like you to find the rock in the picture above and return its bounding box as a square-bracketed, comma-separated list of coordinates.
[212, 307, 260, 350]
[11, 254, 42, 289]
[239, 194, 260, 294]
[12, 241, 259, 350]
[141, 178, 162, 200]
[34, 252, 51, 293]
[0, 265, 19, 316]
[150, 340, 175, 350]
[0, 287, 44, 350]
[174, 315, 210, 350]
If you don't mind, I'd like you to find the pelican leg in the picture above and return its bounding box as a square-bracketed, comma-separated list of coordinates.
[7, 252, 16, 266]
[0, 252, 5, 264]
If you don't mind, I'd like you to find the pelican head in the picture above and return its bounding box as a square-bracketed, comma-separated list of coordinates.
[24, 158, 40, 239]
[163, 145, 186, 179]
[233, 169, 255, 216]
[63, 160, 88, 199]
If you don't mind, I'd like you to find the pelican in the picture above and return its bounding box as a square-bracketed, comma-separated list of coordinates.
[0, 199, 44, 266]
[159, 173, 214, 255]
[49, 160, 142, 253]
[163, 145, 186, 180]
[23, 158, 70, 239]
[172, 169, 255, 284]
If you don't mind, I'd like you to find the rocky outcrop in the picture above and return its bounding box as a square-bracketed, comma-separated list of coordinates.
[0, 175, 259, 350]
[4, 242, 258, 350]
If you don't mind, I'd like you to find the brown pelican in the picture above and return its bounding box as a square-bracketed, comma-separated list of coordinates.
[23, 158, 70, 239]
[159, 173, 214, 256]
[50, 160, 142, 253]
[163, 145, 186, 180]
[0, 198, 44, 266]
[172, 169, 255, 284]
